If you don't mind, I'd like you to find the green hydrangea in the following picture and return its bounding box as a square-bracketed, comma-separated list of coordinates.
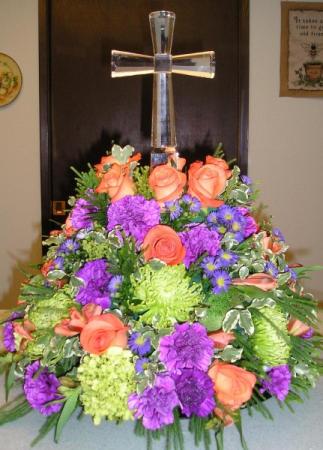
[78, 348, 135, 424]
[250, 306, 291, 366]
[129, 264, 203, 329]
[81, 235, 110, 260]
[28, 291, 75, 330]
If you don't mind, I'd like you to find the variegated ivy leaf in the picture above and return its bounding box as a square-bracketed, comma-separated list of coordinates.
[69, 276, 84, 288]
[277, 272, 291, 286]
[238, 310, 254, 335]
[252, 261, 266, 272]
[47, 270, 66, 281]
[111, 144, 134, 164]
[251, 297, 276, 309]
[222, 309, 240, 332]
[219, 345, 243, 363]
[239, 266, 249, 279]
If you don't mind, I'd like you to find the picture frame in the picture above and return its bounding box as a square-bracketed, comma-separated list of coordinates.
[280, 2, 323, 97]
[0, 53, 23, 107]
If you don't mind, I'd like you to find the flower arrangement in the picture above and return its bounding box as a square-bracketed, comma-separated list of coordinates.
[0, 144, 322, 450]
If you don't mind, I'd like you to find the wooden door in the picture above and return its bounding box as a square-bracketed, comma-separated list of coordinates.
[39, 0, 249, 234]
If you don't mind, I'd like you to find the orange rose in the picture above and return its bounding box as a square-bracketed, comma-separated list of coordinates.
[208, 331, 235, 349]
[55, 304, 103, 337]
[262, 236, 283, 255]
[64, 216, 77, 237]
[41, 260, 53, 277]
[149, 164, 186, 205]
[80, 313, 128, 355]
[208, 361, 256, 411]
[95, 164, 135, 202]
[95, 153, 141, 176]
[188, 157, 229, 208]
[142, 225, 186, 265]
[232, 273, 277, 291]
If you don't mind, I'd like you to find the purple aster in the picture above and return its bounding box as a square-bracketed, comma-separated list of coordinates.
[284, 265, 297, 282]
[217, 206, 235, 225]
[216, 250, 239, 268]
[70, 198, 98, 230]
[164, 200, 183, 220]
[53, 256, 64, 270]
[158, 322, 214, 374]
[173, 369, 215, 417]
[107, 195, 160, 244]
[57, 238, 80, 255]
[211, 270, 231, 294]
[128, 374, 179, 430]
[201, 256, 218, 277]
[206, 211, 219, 225]
[179, 224, 221, 267]
[108, 275, 123, 294]
[241, 175, 252, 185]
[259, 365, 292, 402]
[230, 215, 246, 234]
[135, 357, 150, 374]
[129, 332, 151, 357]
[265, 261, 279, 278]
[301, 328, 314, 339]
[273, 227, 285, 242]
[23, 361, 63, 416]
[8, 311, 24, 320]
[181, 194, 201, 212]
[3, 322, 15, 352]
[75, 259, 112, 309]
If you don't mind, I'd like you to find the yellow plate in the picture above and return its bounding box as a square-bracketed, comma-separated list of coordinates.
[0, 53, 22, 107]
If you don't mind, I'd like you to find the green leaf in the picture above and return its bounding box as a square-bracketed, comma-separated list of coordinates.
[0, 398, 31, 426]
[220, 345, 243, 362]
[251, 298, 276, 309]
[239, 266, 249, 279]
[215, 427, 224, 450]
[47, 270, 66, 281]
[239, 310, 254, 335]
[31, 413, 60, 447]
[201, 295, 231, 331]
[5, 362, 16, 401]
[277, 272, 291, 286]
[222, 309, 240, 332]
[54, 388, 80, 443]
[111, 144, 134, 164]
[234, 412, 249, 450]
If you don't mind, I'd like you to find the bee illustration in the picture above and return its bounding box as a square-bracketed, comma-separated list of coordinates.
[301, 42, 323, 60]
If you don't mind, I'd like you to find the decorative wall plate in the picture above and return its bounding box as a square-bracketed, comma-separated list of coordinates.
[0, 53, 22, 107]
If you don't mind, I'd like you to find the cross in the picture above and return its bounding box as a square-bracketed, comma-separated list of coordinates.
[111, 10, 215, 166]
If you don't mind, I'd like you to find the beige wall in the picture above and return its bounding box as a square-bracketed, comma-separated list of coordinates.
[0, 0, 322, 308]
[249, 0, 323, 299]
[0, 0, 41, 308]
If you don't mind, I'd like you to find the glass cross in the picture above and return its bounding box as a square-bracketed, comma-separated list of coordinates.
[111, 10, 215, 166]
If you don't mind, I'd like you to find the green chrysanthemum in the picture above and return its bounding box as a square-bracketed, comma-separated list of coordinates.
[78, 348, 135, 424]
[28, 291, 76, 330]
[250, 306, 291, 366]
[129, 264, 203, 329]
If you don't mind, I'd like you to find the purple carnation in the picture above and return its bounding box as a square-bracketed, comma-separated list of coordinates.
[107, 195, 160, 244]
[128, 374, 179, 430]
[3, 322, 15, 352]
[23, 361, 63, 416]
[158, 323, 214, 374]
[259, 364, 292, 401]
[75, 259, 112, 309]
[179, 224, 220, 267]
[173, 369, 215, 417]
[70, 198, 98, 230]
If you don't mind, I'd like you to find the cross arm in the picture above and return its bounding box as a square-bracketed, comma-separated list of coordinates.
[111, 50, 154, 77]
[172, 51, 215, 78]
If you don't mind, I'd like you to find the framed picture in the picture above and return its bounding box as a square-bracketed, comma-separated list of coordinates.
[0, 53, 22, 107]
[280, 1, 323, 97]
